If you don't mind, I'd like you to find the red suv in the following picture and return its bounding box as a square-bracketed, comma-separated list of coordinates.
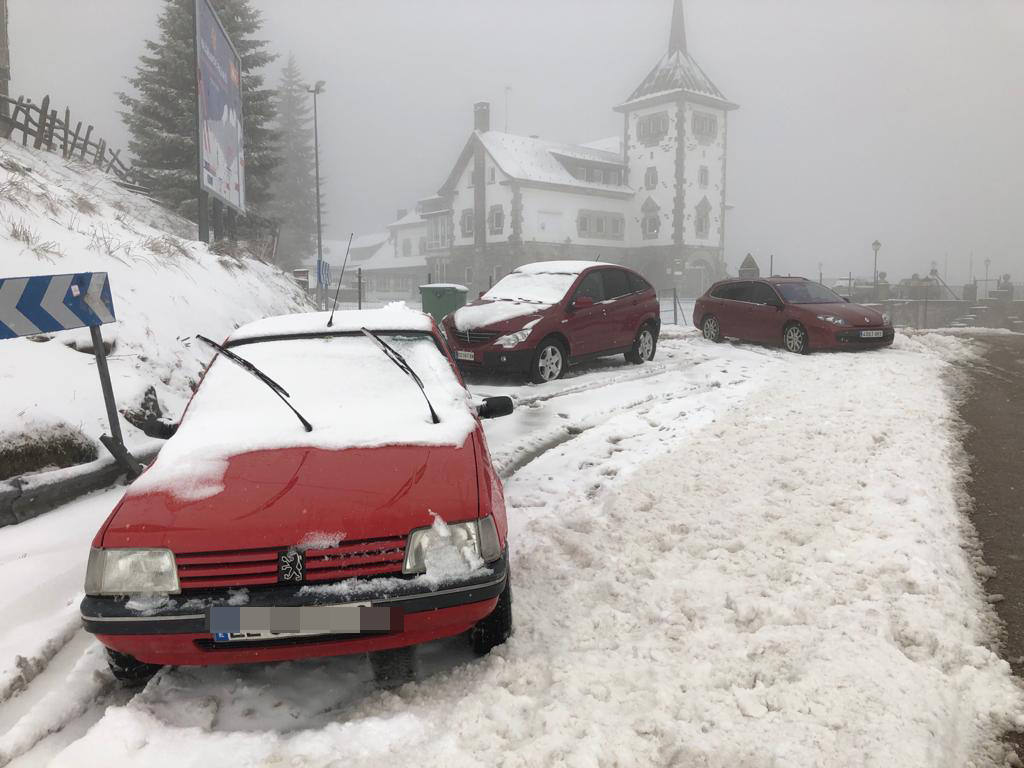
[80, 308, 514, 686]
[443, 261, 661, 383]
[694, 277, 894, 353]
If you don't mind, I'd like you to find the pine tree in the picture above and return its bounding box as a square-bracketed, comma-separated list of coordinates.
[120, 0, 278, 227]
[266, 54, 318, 269]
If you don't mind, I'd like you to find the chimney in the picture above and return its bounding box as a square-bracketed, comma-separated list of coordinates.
[474, 101, 490, 133]
[396, 208, 408, 221]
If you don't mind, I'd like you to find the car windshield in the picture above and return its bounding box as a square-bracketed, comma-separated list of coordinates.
[774, 282, 845, 304]
[482, 271, 577, 305]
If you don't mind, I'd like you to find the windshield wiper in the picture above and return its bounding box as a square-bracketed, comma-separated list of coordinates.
[196, 335, 313, 433]
[360, 328, 440, 424]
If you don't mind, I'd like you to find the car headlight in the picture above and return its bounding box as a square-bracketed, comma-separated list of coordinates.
[403, 516, 501, 575]
[816, 314, 848, 326]
[84, 548, 180, 595]
[494, 328, 532, 349]
[882, 312, 891, 326]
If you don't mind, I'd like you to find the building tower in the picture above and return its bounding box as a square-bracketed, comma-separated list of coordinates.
[615, 0, 737, 291]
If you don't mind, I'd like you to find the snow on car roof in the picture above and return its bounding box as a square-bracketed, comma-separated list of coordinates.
[514, 261, 604, 276]
[228, 306, 434, 344]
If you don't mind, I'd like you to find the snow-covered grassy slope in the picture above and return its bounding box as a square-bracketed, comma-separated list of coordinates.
[0, 139, 310, 473]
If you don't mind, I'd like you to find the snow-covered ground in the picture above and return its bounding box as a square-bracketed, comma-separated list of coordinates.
[0, 139, 309, 474]
[1, 330, 1021, 766]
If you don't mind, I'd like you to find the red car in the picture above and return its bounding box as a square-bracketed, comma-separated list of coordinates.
[80, 308, 514, 686]
[443, 261, 661, 383]
[694, 277, 894, 353]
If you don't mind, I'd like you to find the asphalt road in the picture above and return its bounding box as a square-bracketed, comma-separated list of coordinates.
[957, 333, 1024, 757]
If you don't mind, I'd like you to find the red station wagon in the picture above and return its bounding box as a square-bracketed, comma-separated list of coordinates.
[80, 308, 514, 686]
[694, 277, 895, 353]
[443, 261, 661, 383]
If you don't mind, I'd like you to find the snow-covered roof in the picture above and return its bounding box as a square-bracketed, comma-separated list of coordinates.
[442, 132, 633, 197]
[387, 209, 424, 229]
[580, 136, 624, 156]
[228, 306, 434, 343]
[515, 261, 603, 276]
[356, 238, 428, 273]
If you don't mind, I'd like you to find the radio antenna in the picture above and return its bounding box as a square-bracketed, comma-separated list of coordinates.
[327, 233, 355, 328]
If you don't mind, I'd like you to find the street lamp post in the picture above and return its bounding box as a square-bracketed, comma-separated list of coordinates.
[308, 80, 326, 309]
[872, 240, 882, 300]
[984, 258, 991, 300]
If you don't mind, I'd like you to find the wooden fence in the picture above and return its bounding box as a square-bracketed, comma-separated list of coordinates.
[0, 93, 150, 196]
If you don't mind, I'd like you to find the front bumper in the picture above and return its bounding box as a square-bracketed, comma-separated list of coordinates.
[808, 325, 895, 349]
[82, 551, 508, 666]
[451, 345, 534, 374]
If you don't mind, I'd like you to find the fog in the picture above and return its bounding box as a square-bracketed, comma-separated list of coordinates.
[9, 0, 1024, 284]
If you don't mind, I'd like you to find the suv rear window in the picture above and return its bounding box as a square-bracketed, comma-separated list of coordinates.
[601, 269, 632, 299]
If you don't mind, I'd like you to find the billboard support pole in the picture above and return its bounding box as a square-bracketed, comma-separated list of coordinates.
[212, 197, 223, 241]
[192, 0, 208, 244]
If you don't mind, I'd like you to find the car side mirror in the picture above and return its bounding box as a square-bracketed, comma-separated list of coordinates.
[571, 296, 595, 311]
[843, 297, 850, 303]
[477, 396, 514, 420]
[140, 418, 178, 439]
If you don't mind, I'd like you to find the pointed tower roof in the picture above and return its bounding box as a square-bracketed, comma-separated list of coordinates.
[616, 0, 736, 112]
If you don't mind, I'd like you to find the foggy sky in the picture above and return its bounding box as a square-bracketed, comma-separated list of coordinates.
[9, 0, 1024, 285]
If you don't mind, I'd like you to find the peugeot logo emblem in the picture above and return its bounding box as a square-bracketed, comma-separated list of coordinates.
[278, 548, 305, 583]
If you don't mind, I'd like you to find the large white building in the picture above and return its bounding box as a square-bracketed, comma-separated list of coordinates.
[366, 0, 736, 299]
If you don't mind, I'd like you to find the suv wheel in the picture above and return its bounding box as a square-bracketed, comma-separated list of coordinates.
[783, 323, 810, 354]
[530, 338, 566, 384]
[626, 324, 657, 364]
[106, 648, 161, 685]
[701, 315, 722, 343]
[470, 573, 513, 655]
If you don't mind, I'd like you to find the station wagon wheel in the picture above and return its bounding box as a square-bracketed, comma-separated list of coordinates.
[470, 570, 513, 655]
[530, 338, 566, 384]
[783, 323, 809, 354]
[701, 315, 722, 343]
[106, 648, 161, 685]
[626, 324, 657, 364]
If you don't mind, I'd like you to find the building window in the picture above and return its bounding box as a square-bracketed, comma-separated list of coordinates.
[489, 205, 504, 235]
[607, 169, 621, 185]
[467, 164, 475, 188]
[695, 197, 712, 238]
[460, 208, 474, 238]
[644, 167, 658, 190]
[427, 216, 451, 250]
[418, 236, 426, 254]
[578, 213, 590, 236]
[642, 214, 660, 239]
[465, 266, 474, 285]
[698, 165, 709, 188]
[488, 166, 496, 184]
[692, 112, 718, 142]
[573, 166, 587, 180]
[578, 210, 625, 240]
[637, 112, 670, 145]
[591, 168, 604, 184]
[611, 217, 623, 237]
[402, 238, 412, 257]
[595, 216, 605, 235]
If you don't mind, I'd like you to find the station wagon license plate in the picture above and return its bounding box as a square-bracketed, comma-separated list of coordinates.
[456, 350, 476, 362]
[209, 603, 401, 642]
[860, 330, 884, 339]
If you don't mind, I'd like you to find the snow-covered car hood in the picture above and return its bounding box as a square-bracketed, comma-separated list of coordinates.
[797, 302, 886, 326]
[451, 300, 549, 332]
[100, 441, 480, 552]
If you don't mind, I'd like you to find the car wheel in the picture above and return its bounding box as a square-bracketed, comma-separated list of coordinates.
[368, 646, 417, 689]
[106, 648, 161, 685]
[701, 315, 722, 343]
[626, 324, 657, 364]
[530, 338, 566, 384]
[470, 572, 513, 655]
[783, 323, 810, 354]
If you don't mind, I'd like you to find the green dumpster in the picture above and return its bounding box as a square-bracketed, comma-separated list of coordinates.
[419, 283, 468, 324]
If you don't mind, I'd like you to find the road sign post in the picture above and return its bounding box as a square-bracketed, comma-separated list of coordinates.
[0, 272, 142, 480]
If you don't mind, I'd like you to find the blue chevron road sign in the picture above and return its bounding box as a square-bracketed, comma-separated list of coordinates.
[0, 272, 116, 340]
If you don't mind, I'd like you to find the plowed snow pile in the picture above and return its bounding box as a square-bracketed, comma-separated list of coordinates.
[0, 139, 309, 470]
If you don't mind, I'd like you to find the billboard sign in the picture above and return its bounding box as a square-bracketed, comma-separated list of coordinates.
[195, 0, 245, 213]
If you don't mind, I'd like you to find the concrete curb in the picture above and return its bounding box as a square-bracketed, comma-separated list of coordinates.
[0, 445, 162, 528]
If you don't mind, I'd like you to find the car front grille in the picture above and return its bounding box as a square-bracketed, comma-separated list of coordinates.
[453, 329, 499, 346]
[175, 535, 407, 590]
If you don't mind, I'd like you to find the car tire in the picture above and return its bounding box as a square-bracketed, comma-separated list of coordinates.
[783, 322, 810, 354]
[106, 648, 161, 686]
[368, 646, 417, 689]
[470, 572, 513, 655]
[529, 338, 566, 384]
[701, 315, 723, 343]
[626, 324, 657, 364]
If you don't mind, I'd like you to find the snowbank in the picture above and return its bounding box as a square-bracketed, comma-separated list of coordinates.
[0, 139, 310, 472]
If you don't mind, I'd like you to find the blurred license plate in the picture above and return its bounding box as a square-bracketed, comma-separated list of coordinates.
[209, 604, 401, 642]
[860, 330, 884, 339]
[456, 350, 476, 362]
